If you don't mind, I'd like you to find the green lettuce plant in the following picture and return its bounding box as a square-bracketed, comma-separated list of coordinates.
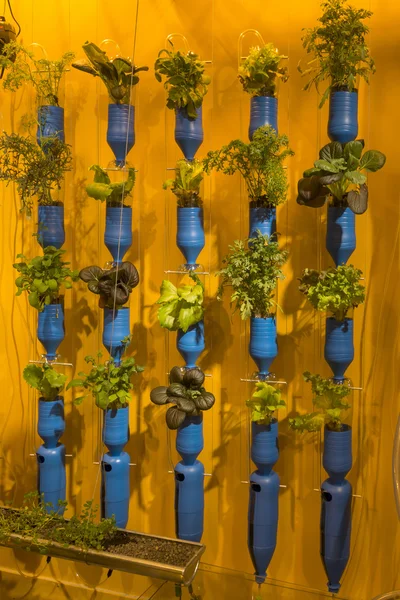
[297, 140, 386, 214]
[238, 43, 288, 97]
[246, 382, 286, 425]
[298, 264, 365, 321]
[163, 159, 204, 207]
[217, 232, 288, 320]
[299, 0, 375, 107]
[13, 247, 79, 311]
[157, 274, 204, 332]
[79, 262, 139, 309]
[86, 165, 135, 206]
[67, 352, 144, 409]
[203, 126, 293, 208]
[154, 43, 211, 119]
[289, 371, 351, 432]
[23, 363, 66, 401]
[72, 42, 148, 104]
[150, 366, 215, 429]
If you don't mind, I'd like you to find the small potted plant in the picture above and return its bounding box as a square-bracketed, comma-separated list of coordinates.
[204, 126, 293, 238]
[79, 262, 139, 364]
[163, 159, 205, 269]
[73, 42, 148, 167]
[0, 132, 72, 247]
[68, 352, 143, 526]
[289, 371, 352, 593]
[86, 165, 136, 263]
[0, 42, 75, 144]
[154, 43, 211, 160]
[297, 140, 386, 265]
[150, 366, 215, 542]
[299, 0, 375, 143]
[238, 43, 288, 140]
[298, 265, 365, 381]
[156, 275, 204, 368]
[14, 247, 78, 359]
[246, 382, 286, 583]
[23, 363, 67, 512]
[217, 232, 288, 378]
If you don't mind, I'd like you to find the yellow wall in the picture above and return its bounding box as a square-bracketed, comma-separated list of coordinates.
[0, 1, 399, 599]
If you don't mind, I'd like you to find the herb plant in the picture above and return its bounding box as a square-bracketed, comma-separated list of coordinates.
[79, 262, 139, 309]
[238, 43, 288, 97]
[289, 371, 351, 432]
[150, 366, 215, 430]
[298, 264, 365, 321]
[13, 247, 79, 311]
[23, 363, 66, 401]
[72, 42, 148, 104]
[163, 159, 204, 207]
[0, 42, 74, 105]
[297, 140, 386, 214]
[217, 232, 288, 320]
[86, 165, 136, 206]
[156, 274, 204, 332]
[154, 43, 211, 119]
[246, 382, 286, 425]
[0, 133, 72, 215]
[299, 0, 375, 107]
[67, 352, 144, 410]
[203, 126, 293, 208]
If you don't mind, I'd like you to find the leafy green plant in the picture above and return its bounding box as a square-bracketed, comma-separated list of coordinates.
[154, 43, 211, 119]
[79, 262, 139, 309]
[289, 371, 351, 432]
[72, 42, 148, 104]
[156, 274, 204, 332]
[0, 42, 74, 105]
[67, 352, 144, 410]
[298, 264, 365, 321]
[246, 382, 286, 425]
[299, 0, 375, 107]
[86, 165, 136, 206]
[203, 126, 293, 208]
[23, 363, 66, 401]
[297, 140, 386, 214]
[13, 247, 78, 311]
[150, 366, 215, 429]
[217, 232, 288, 320]
[163, 159, 204, 207]
[238, 43, 288, 97]
[0, 133, 72, 215]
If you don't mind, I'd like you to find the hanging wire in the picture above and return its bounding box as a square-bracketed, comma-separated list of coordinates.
[6, 0, 21, 37]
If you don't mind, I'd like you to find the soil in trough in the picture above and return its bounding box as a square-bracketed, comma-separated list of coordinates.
[106, 531, 198, 567]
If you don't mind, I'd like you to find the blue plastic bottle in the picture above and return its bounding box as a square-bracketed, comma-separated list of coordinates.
[326, 206, 356, 266]
[328, 91, 358, 144]
[248, 96, 278, 140]
[104, 207, 133, 263]
[103, 308, 130, 365]
[37, 304, 64, 359]
[324, 317, 354, 382]
[175, 106, 203, 161]
[176, 320, 205, 368]
[38, 205, 65, 249]
[107, 104, 135, 167]
[176, 207, 205, 268]
[37, 106, 65, 146]
[249, 317, 278, 377]
[249, 206, 276, 240]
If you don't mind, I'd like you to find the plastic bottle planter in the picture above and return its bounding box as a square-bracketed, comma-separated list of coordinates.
[37, 106, 65, 146]
[324, 318, 354, 383]
[37, 304, 64, 360]
[37, 396, 66, 514]
[249, 96, 278, 141]
[249, 317, 278, 378]
[105, 207, 133, 263]
[326, 207, 356, 266]
[101, 407, 130, 528]
[176, 321, 205, 368]
[175, 106, 203, 161]
[103, 308, 130, 366]
[37, 205, 65, 249]
[249, 206, 276, 240]
[328, 90, 358, 144]
[107, 104, 135, 167]
[321, 425, 352, 594]
[176, 207, 205, 269]
[248, 419, 280, 584]
[175, 414, 204, 542]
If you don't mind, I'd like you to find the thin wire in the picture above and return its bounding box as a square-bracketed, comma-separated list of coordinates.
[7, 0, 21, 37]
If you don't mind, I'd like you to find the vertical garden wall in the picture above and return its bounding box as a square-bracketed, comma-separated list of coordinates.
[0, 1, 398, 599]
